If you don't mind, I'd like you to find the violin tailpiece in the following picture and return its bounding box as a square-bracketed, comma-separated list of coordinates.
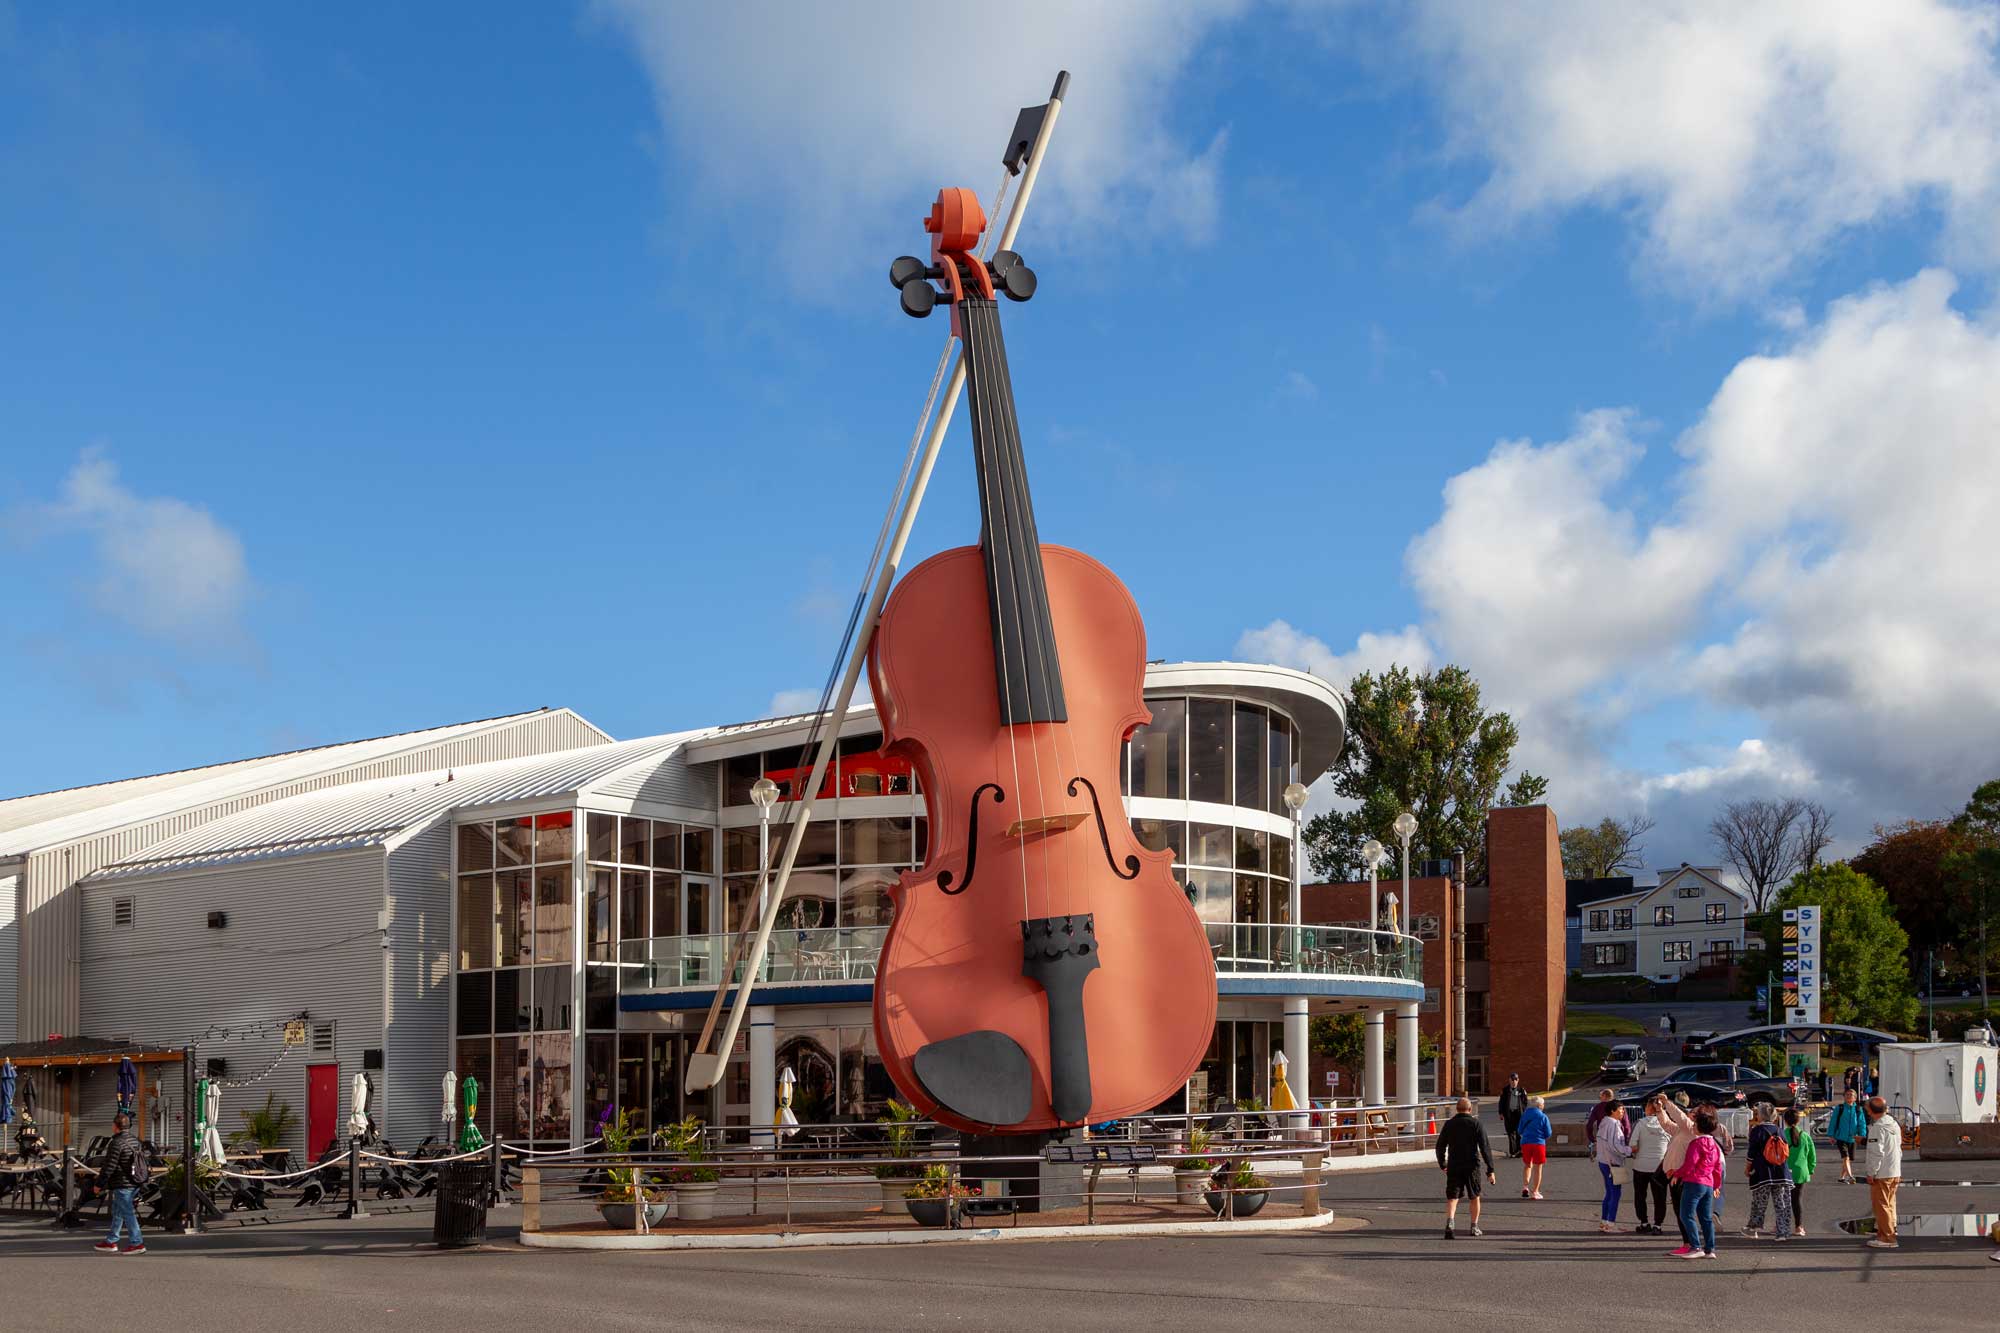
[1021, 915, 1101, 1125]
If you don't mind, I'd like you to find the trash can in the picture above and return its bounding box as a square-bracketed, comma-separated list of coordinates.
[432, 1159, 488, 1248]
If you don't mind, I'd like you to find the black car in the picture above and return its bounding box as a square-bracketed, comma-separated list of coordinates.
[1617, 1078, 1747, 1111]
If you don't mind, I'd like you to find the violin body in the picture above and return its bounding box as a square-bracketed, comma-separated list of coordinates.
[868, 543, 1217, 1133]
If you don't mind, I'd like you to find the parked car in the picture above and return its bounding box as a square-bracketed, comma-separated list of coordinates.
[1680, 1030, 1718, 1059]
[1656, 1063, 1802, 1107]
[1618, 1078, 1747, 1111]
[1600, 1044, 1649, 1082]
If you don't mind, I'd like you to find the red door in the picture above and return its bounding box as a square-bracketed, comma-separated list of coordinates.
[306, 1064, 339, 1160]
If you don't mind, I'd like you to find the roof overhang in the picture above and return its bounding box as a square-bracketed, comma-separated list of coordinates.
[1140, 662, 1347, 780]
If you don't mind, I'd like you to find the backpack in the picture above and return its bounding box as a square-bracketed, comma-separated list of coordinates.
[1761, 1128, 1789, 1168]
[124, 1138, 151, 1187]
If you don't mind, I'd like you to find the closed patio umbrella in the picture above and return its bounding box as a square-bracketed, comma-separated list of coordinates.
[777, 1066, 800, 1139]
[199, 1079, 226, 1163]
[349, 1072, 371, 1139]
[117, 1057, 138, 1113]
[442, 1071, 458, 1132]
[19, 1072, 36, 1120]
[1269, 1049, 1299, 1112]
[457, 1076, 484, 1153]
[1, 1059, 14, 1125]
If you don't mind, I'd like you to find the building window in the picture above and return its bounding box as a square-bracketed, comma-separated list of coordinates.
[1678, 884, 1703, 898]
[1128, 697, 1186, 799]
[1422, 986, 1441, 1014]
[1613, 908, 1634, 930]
[1663, 940, 1692, 963]
[1706, 940, 1735, 963]
[1591, 943, 1629, 967]
[1467, 1056, 1488, 1096]
[1705, 903, 1726, 924]
[1588, 910, 1609, 931]
[1415, 914, 1442, 940]
[113, 897, 134, 927]
[1466, 991, 1490, 1029]
[1654, 906, 1676, 926]
[1464, 921, 1487, 962]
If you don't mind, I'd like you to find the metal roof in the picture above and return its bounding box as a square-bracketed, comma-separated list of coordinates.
[0, 708, 601, 857]
[83, 729, 713, 881]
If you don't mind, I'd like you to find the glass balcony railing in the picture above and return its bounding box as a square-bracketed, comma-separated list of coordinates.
[618, 922, 1421, 992]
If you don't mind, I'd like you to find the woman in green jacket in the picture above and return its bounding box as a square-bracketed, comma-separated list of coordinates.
[1784, 1107, 1816, 1237]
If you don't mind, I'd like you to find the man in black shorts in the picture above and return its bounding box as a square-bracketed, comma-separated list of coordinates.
[1435, 1095, 1496, 1238]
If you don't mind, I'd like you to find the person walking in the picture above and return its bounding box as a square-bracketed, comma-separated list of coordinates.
[1670, 1110, 1725, 1258]
[1828, 1089, 1867, 1184]
[1594, 1101, 1634, 1234]
[1741, 1103, 1793, 1241]
[1497, 1074, 1528, 1157]
[1784, 1106, 1815, 1236]
[1862, 1095, 1902, 1249]
[1658, 1091, 1700, 1249]
[93, 1111, 147, 1255]
[1627, 1094, 1673, 1234]
[1434, 1096, 1496, 1240]
[1517, 1094, 1552, 1200]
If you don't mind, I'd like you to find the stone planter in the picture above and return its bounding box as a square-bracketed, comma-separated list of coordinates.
[1173, 1169, 1209, 1205]
[907, 1197, 951, 1228]
[879, 1178, 914, 1214]
[673, 1181, 720, 1221]
[1204, 1189, 1269, 1219]
[597, 1201, 670, 1229]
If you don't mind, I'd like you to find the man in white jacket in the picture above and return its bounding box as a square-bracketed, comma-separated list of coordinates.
[1862, 1095, 1902, 1249]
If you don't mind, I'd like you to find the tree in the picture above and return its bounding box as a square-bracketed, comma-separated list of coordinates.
[1944, 779, 2000, 1013]
[1794, 801, 1836, 871]
[1850, 819, 1978, 967]
[1302, 664, 1521, 883]
[1499, 772, 1550, 808]
[1559, 814, 1658, 879]
[1710, 797, 1822, 912]
[1310, 1013, 1442, 1074]
[1760, 864, 1918, 1032]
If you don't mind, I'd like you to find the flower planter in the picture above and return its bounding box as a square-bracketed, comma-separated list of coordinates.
[1203, 1189, 1268, 1219]
[673, 1182, 720, 1221]
[597, 1201, 670, 1230]
[879, 1179, 913, 1215]
[907, 1197, 951, 1228]
[1173, 1169, 1209, 1205]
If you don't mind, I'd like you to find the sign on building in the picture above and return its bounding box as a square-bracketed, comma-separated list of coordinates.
[1782, 906, 1821, 1025]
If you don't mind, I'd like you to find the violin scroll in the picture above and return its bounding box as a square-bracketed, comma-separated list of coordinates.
[889, 188, 1036, 320]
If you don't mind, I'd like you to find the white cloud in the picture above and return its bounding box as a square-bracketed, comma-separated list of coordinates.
[11, 448, 252, 646]
[765, 688, 825, 717]
[592, 0, 1244, 286]
[1410, 0, 2000, 296]
[1278, 369, 1319, 400]
[1235, 619, 1434, 693]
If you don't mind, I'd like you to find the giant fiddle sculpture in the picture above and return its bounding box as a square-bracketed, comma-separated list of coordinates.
[684, 72, 1216, 1138]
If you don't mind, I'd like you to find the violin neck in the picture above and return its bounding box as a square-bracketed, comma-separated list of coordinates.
[960, 297, 1068, 726]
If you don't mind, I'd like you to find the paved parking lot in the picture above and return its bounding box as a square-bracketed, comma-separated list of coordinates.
[6, 1153, 1997, 1331]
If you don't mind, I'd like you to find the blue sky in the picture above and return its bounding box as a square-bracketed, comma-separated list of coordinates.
[5, 2, 1997, 866]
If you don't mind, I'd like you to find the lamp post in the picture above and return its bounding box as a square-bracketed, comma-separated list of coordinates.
[749, 777, 780, 1148]
[1282, 783, 1309, 935]
[1282, 782, 1310, 1115]
[1393, 810, 1417, 933]
[1361, 838, 1386, 937]
[751, 778, 779, 916]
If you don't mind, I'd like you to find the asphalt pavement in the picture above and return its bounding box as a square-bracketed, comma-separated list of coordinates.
[6, 1154, 1996, 1331]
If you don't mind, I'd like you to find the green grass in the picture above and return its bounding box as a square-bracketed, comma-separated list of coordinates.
[1564, 1009, 1647, 1039]
[1556, 1036, 1610, 1082]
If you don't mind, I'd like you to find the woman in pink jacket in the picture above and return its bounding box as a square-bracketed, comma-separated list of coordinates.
[1658, 1094, 1700, 1249]
[1670, 1110, 1725, 1259]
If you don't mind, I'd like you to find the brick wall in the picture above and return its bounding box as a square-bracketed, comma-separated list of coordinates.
[1483, 805, 1566, 1091]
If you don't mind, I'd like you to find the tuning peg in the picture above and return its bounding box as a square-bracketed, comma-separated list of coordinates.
[890, 256, 930, 290]
[899, 277, 937, 319]
[991, 250, 1036, 302]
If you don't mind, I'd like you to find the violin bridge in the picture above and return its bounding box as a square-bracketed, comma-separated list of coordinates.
[1003, 812, 1088, 840]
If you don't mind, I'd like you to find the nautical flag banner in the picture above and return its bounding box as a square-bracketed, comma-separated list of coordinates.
[1786, 905, 1821, 1025]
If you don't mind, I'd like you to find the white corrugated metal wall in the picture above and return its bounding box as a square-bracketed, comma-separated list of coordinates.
[76, 849, 388, 1157]
[592, 750, 716, 809]
[0, 871, 17, 1042]
[19, 708, 610, 1039]
[383, 820, 453, 1149]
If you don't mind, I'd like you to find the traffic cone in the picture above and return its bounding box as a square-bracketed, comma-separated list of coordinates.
[1426, 1107, 1437, 1135]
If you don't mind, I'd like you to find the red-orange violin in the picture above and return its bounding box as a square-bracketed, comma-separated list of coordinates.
[868, 188, 1217, 1134]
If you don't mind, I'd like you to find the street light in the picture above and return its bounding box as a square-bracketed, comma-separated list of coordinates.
[751, 778, 779, 917]
[1361, 837, 1386, 939]
[1393, 810, 1417, 935]
[1283, 782, 1308, 942]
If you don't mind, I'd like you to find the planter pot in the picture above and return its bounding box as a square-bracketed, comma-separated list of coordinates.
[1203, 1189, 1268, 1219]
[878, 1178, 913, 1215]
[673, 1182, 720, 1222]
[597, 1201, 670, 1230]
[907, 1197, 951, 1228]
[1173, 1170, 1209, 1205]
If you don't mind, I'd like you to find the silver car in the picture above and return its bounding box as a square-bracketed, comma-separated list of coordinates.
[1600, 1044, 1649, 1082]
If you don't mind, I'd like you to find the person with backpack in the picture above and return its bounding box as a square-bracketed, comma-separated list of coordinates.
[1740, 1103, 1793, 1240]
[1785, 1105, 1816, 1236]
[1828, 1088, 1867, 1184]
[93, 1111, 148, 1255]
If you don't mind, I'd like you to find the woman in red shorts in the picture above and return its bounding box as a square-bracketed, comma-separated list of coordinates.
[1517, 1093, 1552, 1199]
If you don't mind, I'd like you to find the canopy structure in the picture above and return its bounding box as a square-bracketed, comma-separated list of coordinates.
[1695, 1023, 1899, 1049]
[0, 1038, 188, 1150]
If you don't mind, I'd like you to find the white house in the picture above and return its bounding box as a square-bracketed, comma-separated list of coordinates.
[1577, 864, 1749, 982]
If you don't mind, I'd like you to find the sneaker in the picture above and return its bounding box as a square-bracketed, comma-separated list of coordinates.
[1670, 1246, 1696, 1258]
[93, 1241, 119, 1253]
[1531, 1191, 1544, 1201]
[1775, 1233, 1791, 1243]
[1470, 1226, 1484, 1237]
[1987, 1250, 1999, 1262]
[1521, 1188, 1531, 1198]
[1444, 1226, 1456, 1240]
[1739, 1228, 1760, 1238]
[1794, 1227, 1806, 1237]
[119, 1244, 146, 1255]
[1865, 1239, 1898, 1249]
[1701, 1251, 1718, 1259]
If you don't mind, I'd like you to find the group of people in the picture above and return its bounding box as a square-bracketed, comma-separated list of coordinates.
[1451, 1073, 1938, 1259]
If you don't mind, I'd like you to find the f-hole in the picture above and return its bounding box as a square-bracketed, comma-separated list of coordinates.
[936, 783, 1005, 895]
[1066, 776, 1140, 880]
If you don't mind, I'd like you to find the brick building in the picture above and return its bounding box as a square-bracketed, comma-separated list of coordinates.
[1303, 804, 1567, 1097]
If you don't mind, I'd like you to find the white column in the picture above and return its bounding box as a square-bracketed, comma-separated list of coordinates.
[749, 1006, 776, 1149]
[1396, 1002, 1420, 1113]
[1363, 1009, 1386, 1106]
[1284, 998, 1310, 1111]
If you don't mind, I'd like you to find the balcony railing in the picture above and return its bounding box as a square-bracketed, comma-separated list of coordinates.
[618, 921, 1421, 993]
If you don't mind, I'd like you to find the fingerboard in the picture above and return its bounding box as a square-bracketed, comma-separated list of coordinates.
[959, 298, 1067, 725]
